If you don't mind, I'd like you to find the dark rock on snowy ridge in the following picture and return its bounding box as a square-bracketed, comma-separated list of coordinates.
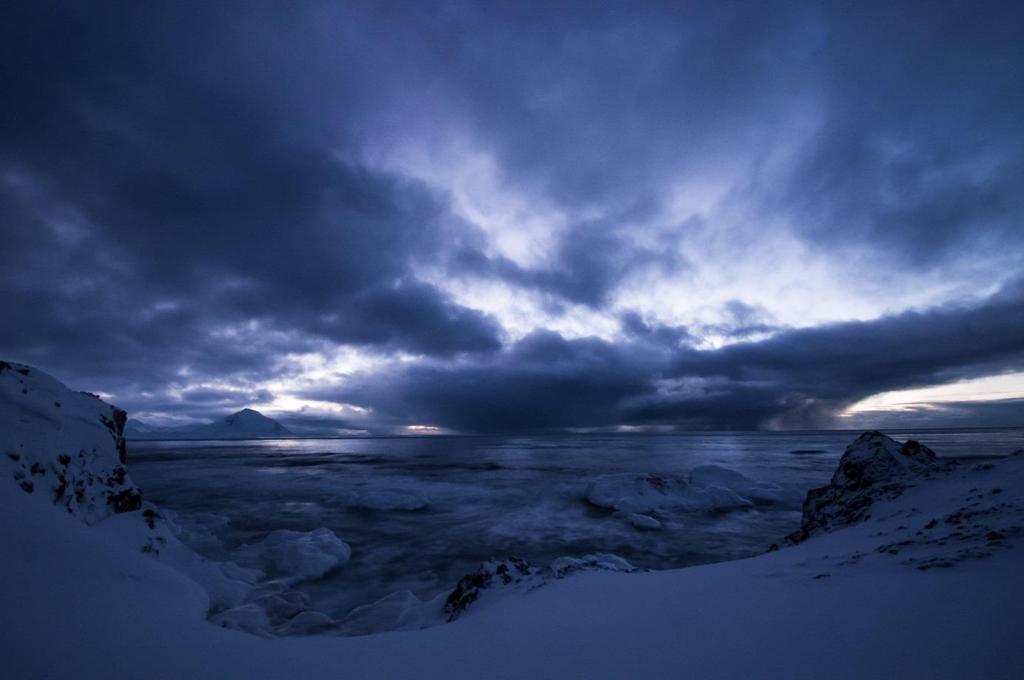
[1, 361, 141, 524]
[444, 553, 637, 621]
[787, 431, 957, 544]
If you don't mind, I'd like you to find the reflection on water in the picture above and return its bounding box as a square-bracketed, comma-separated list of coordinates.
[129, 429, 1024, 622]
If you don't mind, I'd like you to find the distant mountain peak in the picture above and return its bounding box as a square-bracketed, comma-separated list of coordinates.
[127, 407, 291, 439]
[224, 408, 273, 422]
[202, 408, 290, 437]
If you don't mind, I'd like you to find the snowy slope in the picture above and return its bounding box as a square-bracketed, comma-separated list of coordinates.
[2, 364, 1023, 679]
[0, 361, 140, 523]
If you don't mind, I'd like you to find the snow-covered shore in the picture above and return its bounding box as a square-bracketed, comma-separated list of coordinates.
[2, 363, 1022, 679]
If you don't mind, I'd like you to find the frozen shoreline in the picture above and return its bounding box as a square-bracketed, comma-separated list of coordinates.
[3, 362, 1023, 679]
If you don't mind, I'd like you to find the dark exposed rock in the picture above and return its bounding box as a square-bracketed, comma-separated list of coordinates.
[143, 508, 161, 529]
[444, 553, 637, 621]
[787, 431, 956, 544]
[108, 487, 143, 513]
[0, 361, 30, 376]
[444, 557, 539, 621]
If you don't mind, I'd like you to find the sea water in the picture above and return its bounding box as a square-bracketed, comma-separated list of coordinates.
[129, 429, 1024, 629]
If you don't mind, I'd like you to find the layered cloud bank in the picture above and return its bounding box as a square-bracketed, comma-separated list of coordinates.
[2, 1, 1022, 431]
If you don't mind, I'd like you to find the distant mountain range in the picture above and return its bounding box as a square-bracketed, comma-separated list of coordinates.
[125, 408, 292, 440]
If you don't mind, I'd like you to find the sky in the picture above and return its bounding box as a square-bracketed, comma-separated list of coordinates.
[2, 0, 1023, 434]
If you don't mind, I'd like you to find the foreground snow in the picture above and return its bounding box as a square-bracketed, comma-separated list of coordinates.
[2, 363, 1023, 679]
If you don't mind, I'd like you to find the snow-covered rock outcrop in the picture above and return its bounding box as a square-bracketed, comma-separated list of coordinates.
[0, 361, 141, 523]
[786, 431, 956, 543]
[0, 362, 345, 638]
[776, 432, 1024, 576]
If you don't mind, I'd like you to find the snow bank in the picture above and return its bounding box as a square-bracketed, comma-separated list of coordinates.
[96, 505, 258, 611]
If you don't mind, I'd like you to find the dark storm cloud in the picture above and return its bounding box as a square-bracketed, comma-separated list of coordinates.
[328, 281, 1024, 432]
[386, 1, 816, 207]
[312, 330, 665, 433]
[619, 312, 693, 348]
[1, 1, 1022, 427]
[378, 0, 1024, 274]
[0, 0, 501, 406]
[311, 280, 501, 355]
[781, 1, 1024, 258]
[454, 220, 683, 307]
[698, 301, 780, 341]
[178, 387, 274, 405]
[643, 280, 1024, 429]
